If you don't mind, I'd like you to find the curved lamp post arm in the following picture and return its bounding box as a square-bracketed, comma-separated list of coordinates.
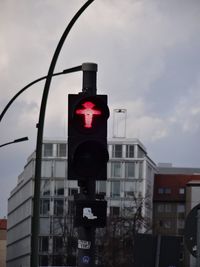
[0, 65, 82, 122]
[0, 137, 28, 148]
[31, 1, 95, 267]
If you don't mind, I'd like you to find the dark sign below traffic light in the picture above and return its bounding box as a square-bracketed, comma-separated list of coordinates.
[74, 200, 107, 228]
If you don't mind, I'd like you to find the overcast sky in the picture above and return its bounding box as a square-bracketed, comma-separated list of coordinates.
[0, 0, 200, 217]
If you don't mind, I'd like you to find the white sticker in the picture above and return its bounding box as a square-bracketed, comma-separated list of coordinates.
[78, 240, 91, 250]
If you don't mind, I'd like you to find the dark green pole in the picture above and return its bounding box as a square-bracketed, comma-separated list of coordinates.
[31, 1, 95, 267]
[77, 63, 97, 267]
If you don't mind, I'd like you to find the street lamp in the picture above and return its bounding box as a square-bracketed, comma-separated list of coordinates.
[1, 1, 95, 267]
[0, 65, 81, 123]
[0, 137, 28, 148]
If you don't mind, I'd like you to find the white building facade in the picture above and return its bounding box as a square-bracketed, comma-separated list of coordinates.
[6, 138, 156, 267]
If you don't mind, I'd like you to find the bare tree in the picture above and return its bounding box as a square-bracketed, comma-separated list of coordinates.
[96, 192, 152, 267]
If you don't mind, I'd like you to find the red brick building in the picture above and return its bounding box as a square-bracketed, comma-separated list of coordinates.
[0, 219, 7, 267]
[153, 165, 200, 266]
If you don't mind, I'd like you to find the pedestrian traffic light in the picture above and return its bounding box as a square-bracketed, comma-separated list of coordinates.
[68, 93, 109, 180]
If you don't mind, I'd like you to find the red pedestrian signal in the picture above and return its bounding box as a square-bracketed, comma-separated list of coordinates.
[68, 94, 109, 180]
[75, 101, 101, 129]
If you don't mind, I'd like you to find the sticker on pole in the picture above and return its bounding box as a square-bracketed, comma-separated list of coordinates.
[78, 240, 91, 250]
[82, 256, 90, 264]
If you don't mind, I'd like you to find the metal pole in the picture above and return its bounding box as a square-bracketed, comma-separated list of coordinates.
[77, 63, 97, 267]
[155, 234, 161, 267]
[196, 209, 200, 267]
[31, 1, 95, 267]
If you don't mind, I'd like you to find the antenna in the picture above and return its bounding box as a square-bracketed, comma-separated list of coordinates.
[112, 109, 127, 138]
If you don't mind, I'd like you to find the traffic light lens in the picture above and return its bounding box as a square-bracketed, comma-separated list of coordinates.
[75, 101, 102, 129]
[72, 96, 109, 134]
[72, 140, 109, 178]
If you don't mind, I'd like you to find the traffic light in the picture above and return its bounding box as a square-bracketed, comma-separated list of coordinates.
[68, 93, 109, 180]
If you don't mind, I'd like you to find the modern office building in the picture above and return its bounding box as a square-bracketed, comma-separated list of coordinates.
[0, 219, 7, 267]
[6, 138, 157, 267]
[153, 164, 200, 266]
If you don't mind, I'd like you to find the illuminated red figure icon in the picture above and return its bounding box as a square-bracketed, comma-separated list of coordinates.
[76, 101, 101, 128]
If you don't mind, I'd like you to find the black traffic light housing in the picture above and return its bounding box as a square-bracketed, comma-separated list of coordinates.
[68, 93, 109, 180]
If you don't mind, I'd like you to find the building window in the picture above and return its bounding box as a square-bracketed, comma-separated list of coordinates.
[53, 255, 63, 266]
[40, 199, 50, 216]
[177, 204, 185, 213]
[44, 143, 53, 157]
[138, 146, 145, 158]
[96, 181, 106, 195]
[68, 200, 75, 215]
[138, 162, 143, 178]
[165, 203, 172, 212]
[177, 218, 185, 229]
[125, 162, 135, 178]
[39, 236, 49, 252]
[111, 162, 122, 178]
[112, 145, 122, 158]
[68, 188, 78, 196]
[158, 188, 164, 194]
[179, 188, 185, 194]
[126, 145, 134, 158]
[110, 206, 120, 216]
[54, 180, 64, 196]
[164, 220, 171, 229]
[53, 236, 63, 253]
[111, 181, 120, 197]
[124, 182, 134, 197]
[54, 199, 64, 216]
[39, 255, 49, 266]
[157, 204, 164, 212]
[157, 204, 171, 213]
[57, 143, 66, 157]
[165, 188, 171, 194]
[41, 180, 51, 196]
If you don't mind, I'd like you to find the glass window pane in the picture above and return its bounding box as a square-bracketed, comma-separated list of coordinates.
[54, 180, 64, 196]
[39, 236, 49, 252]
[54, 199, 64, 216]
[57, 143, 66, 157]
[111, 162, 121, 178]
[112, 145, 122, 158]
[177, 204, 185, 213]
[138, 146, 145, 158]
[124, 182, 134, 197]
[111, 181, 120, 197]
[54, 161, 66, 177]
[39, 255, 49, 266]
[53, 218, 63, 234]
[126, 145, 134, 158]
[40, 180, 50, 196]
[53, 236, 63, 252]
[110, 206, 120, 216]
[40, 199, 50, 216]
[39, 218, 50, 235]
[44, 143, 53, 157]
[179, 188, 185, 194]
[125, 162, 135, 178]
[42, 161, 52, 177]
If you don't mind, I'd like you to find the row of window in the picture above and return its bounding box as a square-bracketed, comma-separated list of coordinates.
[43, 143, 146, 159]
[158, 218, 185, 230]
[40, 180, 143, 216]
[110, 161, 143, 178]
[41, 161, 144, 179]
[156, 203, 185, 213]
[158, 187, 185, 195]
